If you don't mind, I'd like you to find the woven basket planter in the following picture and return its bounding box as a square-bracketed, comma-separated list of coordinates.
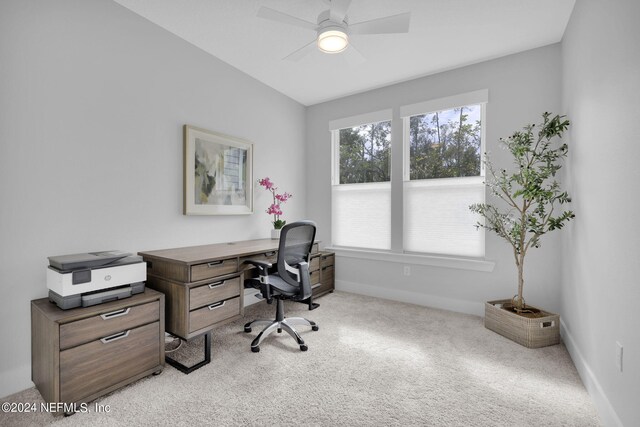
[485, 299, 560, 348]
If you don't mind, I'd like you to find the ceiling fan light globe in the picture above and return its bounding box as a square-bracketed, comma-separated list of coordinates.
[317, 29, 348, 53]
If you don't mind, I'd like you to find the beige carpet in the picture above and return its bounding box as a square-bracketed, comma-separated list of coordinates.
[1, 291, 600, 426]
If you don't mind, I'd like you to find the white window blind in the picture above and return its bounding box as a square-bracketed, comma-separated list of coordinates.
[332, 182, 391, 250]
[401, 91, 487, 257]
[330, 111, 392, 251]
[403, 178, 484, 257]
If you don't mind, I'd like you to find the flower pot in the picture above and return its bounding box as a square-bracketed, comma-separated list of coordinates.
[271, 229, 281, 240]
[484, 299, 560, 348]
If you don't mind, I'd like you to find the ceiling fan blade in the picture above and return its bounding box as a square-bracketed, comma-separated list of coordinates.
[329, 0, 352, 23]
[257, 7, 316, 31]
[349, 12, 411, 35]
[343, 42, 366, 66]
[283, 40, 317, 61]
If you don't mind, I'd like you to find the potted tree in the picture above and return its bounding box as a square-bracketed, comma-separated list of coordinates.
[470, 112, 575, 348]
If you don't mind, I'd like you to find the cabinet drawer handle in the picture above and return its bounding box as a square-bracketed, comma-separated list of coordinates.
[208, 301, 226, 310]
[208, 280, 226, 289]
[100, 308, 130, 320]
[264, 251, 276, 257]
[322, 266, 333, 271]
[207, 260, 224, 267]
[100, 330, 130, 344]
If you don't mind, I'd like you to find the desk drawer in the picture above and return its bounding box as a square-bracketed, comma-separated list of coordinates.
[59, 301, 159, 350]
[190, 276, 241, 310]
[189, 297, 241, 333]
[320, 265, 335, 283]
[310, 270, 320, 285]
[320, 253, 335, 268]
[59, 321, 160, 403]
[314, 281, 333, 296]
[191, 258, 237, 282]
[309, 256, 320, 272]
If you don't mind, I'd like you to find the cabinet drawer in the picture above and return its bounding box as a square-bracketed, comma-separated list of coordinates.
[310, 269, 320, 285]
[190, 297, 241, 333]
[191, 258, 237, 282]
[60, 301, 159, 350]
[320, 265, 335, 283]
[59, 322, 160, 403]
[320, 253, 335, 268]
[189, 276, 241, 310]
[309, 256, 320, 272]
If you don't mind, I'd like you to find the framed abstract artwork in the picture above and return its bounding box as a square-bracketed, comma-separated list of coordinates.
[183, 125, 253, 215]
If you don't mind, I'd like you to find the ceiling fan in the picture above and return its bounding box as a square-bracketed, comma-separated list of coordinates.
[257, 0, 411, 61]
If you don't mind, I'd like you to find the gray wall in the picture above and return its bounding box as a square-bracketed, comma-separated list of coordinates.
[561, 1, 640, 425]
[0, 0, 306, 397]
[306, 45, 564, 317]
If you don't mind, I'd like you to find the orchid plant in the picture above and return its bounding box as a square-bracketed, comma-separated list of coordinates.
[257, 177, 292, 229]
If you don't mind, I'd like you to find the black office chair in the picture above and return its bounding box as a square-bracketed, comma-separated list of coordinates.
[243, 221, 319, 353]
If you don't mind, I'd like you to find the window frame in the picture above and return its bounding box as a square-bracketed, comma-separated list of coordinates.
[327, 91, 494, 269]
[329, 109, 393, 251]
[400, 91, 488, 258]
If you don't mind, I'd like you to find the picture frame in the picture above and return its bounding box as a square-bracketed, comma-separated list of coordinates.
[183, 125, 253, 215]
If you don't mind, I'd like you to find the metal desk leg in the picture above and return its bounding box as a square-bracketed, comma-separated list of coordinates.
[166, 330, 211, 374]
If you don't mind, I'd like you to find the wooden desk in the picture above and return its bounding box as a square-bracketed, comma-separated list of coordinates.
[138, 238, 333, 372]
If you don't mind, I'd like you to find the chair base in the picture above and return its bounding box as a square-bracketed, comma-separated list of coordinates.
[244, 298, 318, 352]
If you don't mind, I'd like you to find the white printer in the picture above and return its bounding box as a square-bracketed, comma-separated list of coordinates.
[47, 250, 146, 310]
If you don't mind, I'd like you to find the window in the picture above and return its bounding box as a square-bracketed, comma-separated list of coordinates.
[331, 110, 392, 250]
[329, 91, 487, 260]
[402, 91, 487, 257]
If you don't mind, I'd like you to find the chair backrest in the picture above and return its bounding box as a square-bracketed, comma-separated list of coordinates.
[277, 221, 317, 298]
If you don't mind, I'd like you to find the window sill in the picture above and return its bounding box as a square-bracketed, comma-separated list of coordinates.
[324, 246, 495, 272]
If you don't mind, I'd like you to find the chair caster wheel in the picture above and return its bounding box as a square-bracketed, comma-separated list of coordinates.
[251, 346, 260, 353]
[244, 327, 251, 333]
[312, 325, 319, 331]
[300, 345, 308, 351]
[277, 328, 282, 333]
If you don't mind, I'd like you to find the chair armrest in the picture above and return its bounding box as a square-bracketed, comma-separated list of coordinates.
[243, 259, 273, 303]
[297, 261, 312, 301]
[243, 259, 272, 274]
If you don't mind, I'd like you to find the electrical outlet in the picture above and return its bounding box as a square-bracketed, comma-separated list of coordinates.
[616, 342, 623, 372]
[403, 266, 411, 276]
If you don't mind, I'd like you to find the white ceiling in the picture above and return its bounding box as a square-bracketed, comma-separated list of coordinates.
[113, 0, 576, 106]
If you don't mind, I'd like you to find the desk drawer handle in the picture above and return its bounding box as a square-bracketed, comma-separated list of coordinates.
[322, 266, 333, 271]
[264, 251, 276, 257]
[208, 280, 226, 289]
[208, 301, 225, 310]
[100, 330, 130, 344]
[207, 260, 224, 267]
[100, 308, 130, 320]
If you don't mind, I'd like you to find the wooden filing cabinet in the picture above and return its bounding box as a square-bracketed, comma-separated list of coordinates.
[31, 289, 165, 408]
[309, 251, 335, 298]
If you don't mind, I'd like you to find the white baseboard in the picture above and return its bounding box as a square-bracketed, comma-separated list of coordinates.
[0, 364, 33, 399]
[335, 279, 485, 317]
[560, 319, 622, 427]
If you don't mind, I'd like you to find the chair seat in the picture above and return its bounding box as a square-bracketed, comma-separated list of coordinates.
[265, 273, 300, 297]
